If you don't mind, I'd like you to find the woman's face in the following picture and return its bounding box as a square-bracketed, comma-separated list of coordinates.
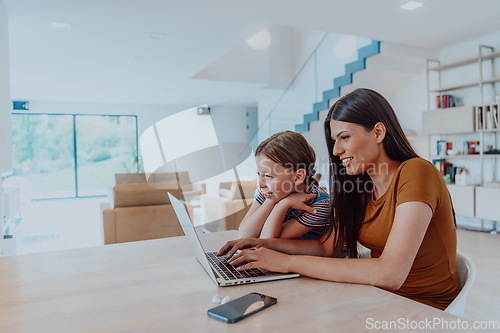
[329, 120, 381, 175]
[255, 154, 298, 202]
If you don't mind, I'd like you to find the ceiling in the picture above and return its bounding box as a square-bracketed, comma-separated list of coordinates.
[4, 0, 500, 106]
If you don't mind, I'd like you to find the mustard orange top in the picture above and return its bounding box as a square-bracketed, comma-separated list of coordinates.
[359, 158, 460, 310]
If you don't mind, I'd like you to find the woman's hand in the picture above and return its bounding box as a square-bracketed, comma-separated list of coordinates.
[217, 238, 270, 259]
[227, 247, 292, 273]
[278, 192, 317, 214]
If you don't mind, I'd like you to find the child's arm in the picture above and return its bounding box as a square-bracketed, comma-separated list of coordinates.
[259, 193, 318, 239]
[237, 200, 277, 238]
[259, 207, 313, 239]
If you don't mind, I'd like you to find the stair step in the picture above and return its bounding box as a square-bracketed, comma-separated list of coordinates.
[345, 59, 366, 74]
[333, 75, 353, 88]
[313, 100, 329, 114]
[322, 88, 341, 102]
[295, 123, 309, 133]
[357, 41, 381, 59]
[303, 112, 319, 124]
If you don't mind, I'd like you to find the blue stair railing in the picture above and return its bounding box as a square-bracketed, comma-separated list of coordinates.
[295, 40, 381, 133]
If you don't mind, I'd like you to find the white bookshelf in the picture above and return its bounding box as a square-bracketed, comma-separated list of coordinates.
[424, 45, 500, 229]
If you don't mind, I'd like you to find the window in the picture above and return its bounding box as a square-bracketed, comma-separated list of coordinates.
[12, 113, 138, 199]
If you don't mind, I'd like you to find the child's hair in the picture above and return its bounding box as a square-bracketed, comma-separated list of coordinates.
[255, 131, 317, 185]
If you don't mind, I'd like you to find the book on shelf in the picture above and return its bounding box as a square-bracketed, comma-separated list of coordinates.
[493, 105, 499, 128]
[485, 108, 493, 130]
[475, 103, 500, 130]
[476, 106, 483, 130]
[432, 159, 462, 184]
[435, 94, 463, 109]
[432, 159, 455, 184]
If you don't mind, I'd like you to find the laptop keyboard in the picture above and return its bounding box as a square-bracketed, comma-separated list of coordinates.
[206, 252, 266, 281]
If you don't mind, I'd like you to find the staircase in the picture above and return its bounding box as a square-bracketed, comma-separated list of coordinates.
[297, 42, 433, 174]
[295, 40, 381, 133]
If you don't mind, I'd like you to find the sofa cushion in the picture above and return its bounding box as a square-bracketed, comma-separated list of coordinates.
[114, 205, 184, 243]
[113, 184, 182, 207]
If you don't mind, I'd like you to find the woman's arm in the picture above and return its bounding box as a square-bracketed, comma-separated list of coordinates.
[219, 230, 335, 258]
[230, 201, 432, 291]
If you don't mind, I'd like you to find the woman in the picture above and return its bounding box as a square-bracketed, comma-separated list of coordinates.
[218, 88, 460, 310]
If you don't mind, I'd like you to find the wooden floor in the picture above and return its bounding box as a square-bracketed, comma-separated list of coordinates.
[7, 199, 500, 322]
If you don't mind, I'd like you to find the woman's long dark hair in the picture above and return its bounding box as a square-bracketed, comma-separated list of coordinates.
[324, 88, 419, 258]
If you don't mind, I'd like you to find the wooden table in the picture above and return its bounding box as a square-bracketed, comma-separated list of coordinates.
[0, 231, 469, 332]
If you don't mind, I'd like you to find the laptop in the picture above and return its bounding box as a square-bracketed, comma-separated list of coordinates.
[168, 193, 300, 287]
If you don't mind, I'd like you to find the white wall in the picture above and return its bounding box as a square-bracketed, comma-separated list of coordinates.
[437, 30, 500, 106]
[0, 0, 12, 172]
[210, 105, 248, 143]
[23, 101, 248, 143]
[20, 101, 189, 137]
[0, 0, 11, 254]
[267, 26, 295, 89]
[390, 70, 428, 157]
[257, 28, 328, 137]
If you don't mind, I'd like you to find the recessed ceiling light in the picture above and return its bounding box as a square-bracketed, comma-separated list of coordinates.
[148, 32, 165, 40]
[50, 21, 70, 29]
[401, 1, 423, 11]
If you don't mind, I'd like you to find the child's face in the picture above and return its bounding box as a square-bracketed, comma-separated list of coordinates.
[255, 154, 299, 202]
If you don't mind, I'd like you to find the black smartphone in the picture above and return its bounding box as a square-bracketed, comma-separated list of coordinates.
[207, 292, 277, 323]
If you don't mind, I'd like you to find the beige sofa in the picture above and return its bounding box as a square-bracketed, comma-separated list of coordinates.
[115, 172, 206, 200]
[101, 179, 193, 244]
[200, 180, 257, 230]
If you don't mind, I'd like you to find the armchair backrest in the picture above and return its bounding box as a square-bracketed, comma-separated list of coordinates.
[219, 180, 257, 200]
[114, 172, 195, 193]
[113, 184, 182, 208]
[115, 173, 147, 184]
